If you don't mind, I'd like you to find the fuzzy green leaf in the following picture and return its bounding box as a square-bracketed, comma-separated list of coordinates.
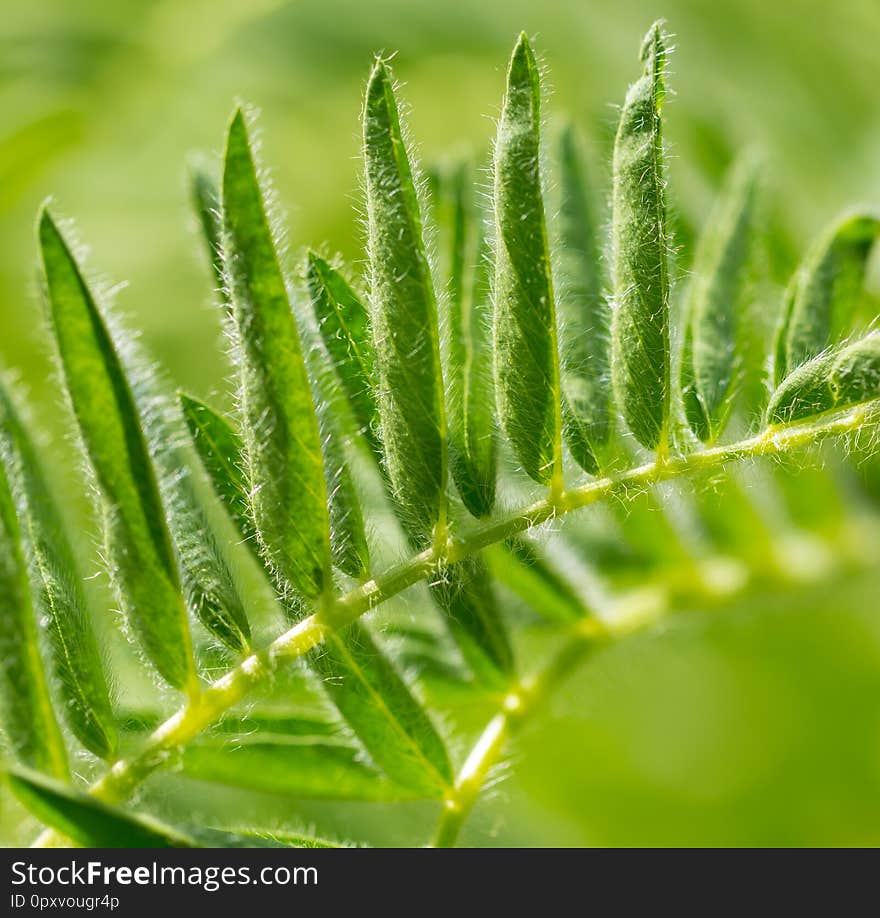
[313, 378, 371, 581]
[767, 332, 880, 424]
[429, 556, 513, 688]
[8, 768, 194, 847]
[148, 414, 251, 656]
[305, 253, 380, 454]
[558, 124, 612, 473]
[611, 22, 671, 451]
[192, 828, 337, 848]
[222, 110, 331, 597]
[774, 212, 880, 384]
[0, 462, 68, 777]
[182, 739, 418, 801]
[486, 538, 586, 625]
[112, 347, 250, 655]
[183, 385, 367, 581]
[190, 169, 225, 296]
[179, 393, 254, 547]
[310, 622, 453, 796]
[39, 211, 196, 691]
[681, 157, 759, 442]
[363, 60, 446, 543]
[493, 33, 562, 485]
[0, 381, 116, 759]
[830, 331, 880, 406]
[297, 315, 371, 581]
[442, 163, 498, 517]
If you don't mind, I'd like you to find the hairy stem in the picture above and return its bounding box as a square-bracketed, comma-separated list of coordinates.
[33, 402, 878, 846]
[433, 509, 879, 847]
[433, 622, 606, 848]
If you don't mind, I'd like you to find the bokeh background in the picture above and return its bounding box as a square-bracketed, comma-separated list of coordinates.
[3, 0, 880, 846]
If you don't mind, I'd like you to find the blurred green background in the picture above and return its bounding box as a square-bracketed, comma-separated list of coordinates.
[3, 0, 880, 846]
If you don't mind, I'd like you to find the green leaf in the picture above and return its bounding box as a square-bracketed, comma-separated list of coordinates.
[192, 827, 338, 848]
[557, 124, 612, 473]
[39, 211, 196, 692]
[222, 110, 331, 598]
[681, 157, 759, 442]
[611, 22, 671, 451]
[0, 381, 116, 759]
[154, 446, 252, 655]
[179, 393, 254, 547]
[486, 538, 586, 625]
[429, 556, 513, 688]
[182, 739, 419, 800]
[363, 59, 446, 543]
[767, 332, 880, 424]
[310, 358, 371, 581]
[829, 331, 880, 408]
[183, 385, 367, 582]
[190, 168, 225, 296]
[442, 163, 498, 518]
[117, 361, 251, 655]
[304, 253, 380, 455]
[493, 33, 562, 485]
[774, 212, 880, 384]
[0, 460, 68, 777]
[310, 622, 453, 796]
[8, 768, 194, 847]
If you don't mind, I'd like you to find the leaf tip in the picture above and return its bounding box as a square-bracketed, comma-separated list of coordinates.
[366, 57, 392, 102]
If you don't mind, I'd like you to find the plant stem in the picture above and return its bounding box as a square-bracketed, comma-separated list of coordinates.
[431, 511, 878, 847]
[433, 622, 606, 848]
[32, 401, 878, 846]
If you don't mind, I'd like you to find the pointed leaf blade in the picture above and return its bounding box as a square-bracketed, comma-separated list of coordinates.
[182, 739, 419, 801]
[441, 163, 498, 518]
[557, 124, 612, 473]
[179, 393, 254, 547]
[681, 157, 759, 442]
[39, 211, 195, 691]
[363, 60, 446, 543]
[222, 110, 331, 598]
[0, 381, 116, 759]
[310, 360, 371, 581]
[305, 253, 380, 455]
[493, 33, 562, 485]
[611, 23, 671, 451]
[429, 556, 513, 688]
[0, 462, 68, 777]
[8, 768, 195, 848]
[190, 169, 226, 296]
[310, 622, 453, 796]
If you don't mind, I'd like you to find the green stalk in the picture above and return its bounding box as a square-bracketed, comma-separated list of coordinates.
[32, 400, 879, 847]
